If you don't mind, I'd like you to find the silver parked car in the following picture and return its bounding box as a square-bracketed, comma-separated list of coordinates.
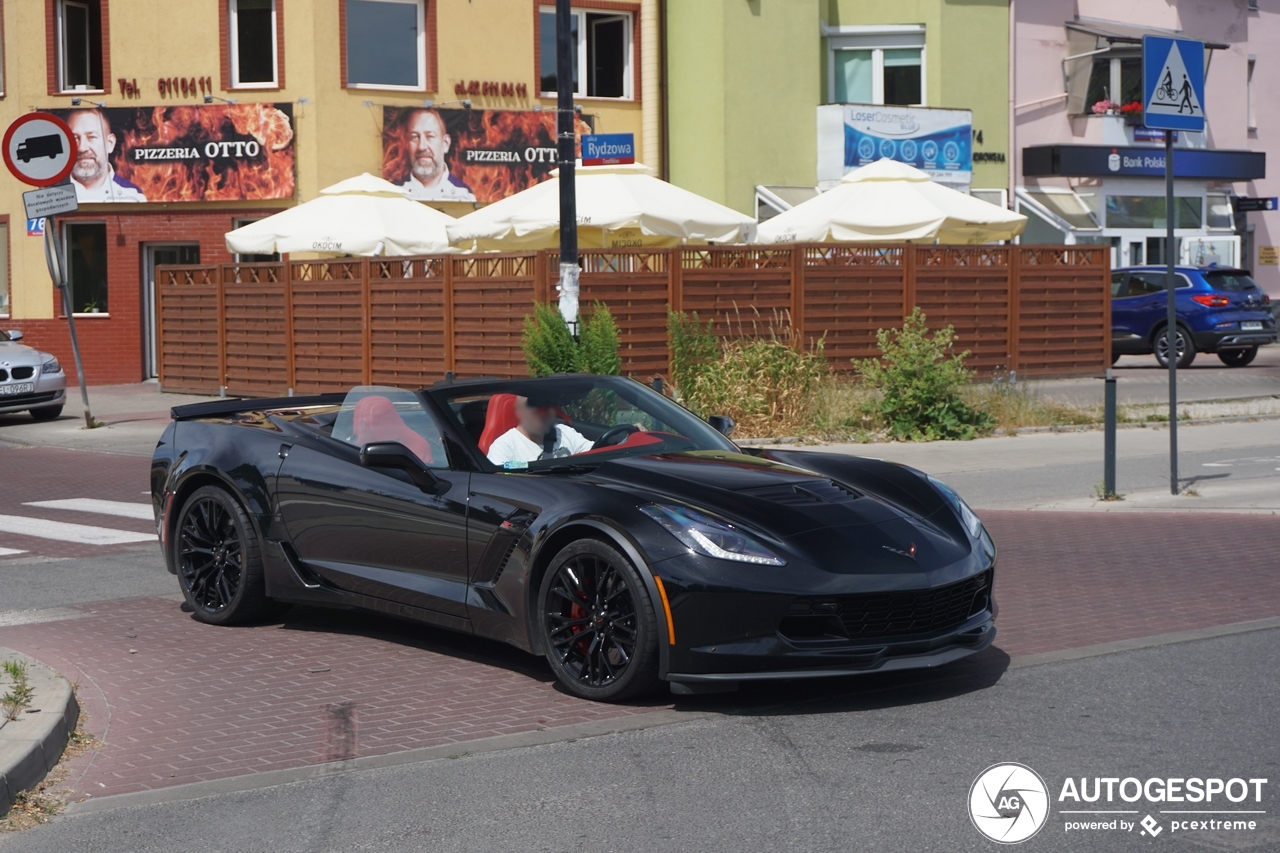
[0, 330, 66, 421]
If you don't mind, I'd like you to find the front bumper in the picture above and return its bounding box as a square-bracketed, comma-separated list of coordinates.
[0, 373, 66, 415]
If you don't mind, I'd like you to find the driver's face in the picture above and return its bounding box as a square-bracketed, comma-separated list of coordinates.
[514, 396, 553, 437]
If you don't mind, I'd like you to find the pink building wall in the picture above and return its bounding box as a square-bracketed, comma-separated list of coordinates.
[1013, 0, 1278, 296]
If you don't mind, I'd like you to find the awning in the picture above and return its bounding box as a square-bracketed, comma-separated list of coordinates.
[1019, 189, 1100, 231]
[1065, 18, 1229, 50]
[1023, 145, 1265, 181]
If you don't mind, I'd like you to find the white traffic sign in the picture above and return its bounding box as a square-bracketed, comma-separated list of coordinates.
[23, 183, 78, 220]
[3, 113, 76, 187]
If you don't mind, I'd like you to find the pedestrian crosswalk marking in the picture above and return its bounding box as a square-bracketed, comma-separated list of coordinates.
[24, 498, 154, 521]
[0, 547, 27, 557]
[0, 515, 155, 546]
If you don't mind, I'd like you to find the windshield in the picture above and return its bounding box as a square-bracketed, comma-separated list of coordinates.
[430, 375, 737, 471]
[1202, 271, 1261, 292]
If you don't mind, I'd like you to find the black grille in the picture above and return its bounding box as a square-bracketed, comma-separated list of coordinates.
[798, 571, 991, 641]
[0, 369, 7, 381]
[11, 366, 34, 380]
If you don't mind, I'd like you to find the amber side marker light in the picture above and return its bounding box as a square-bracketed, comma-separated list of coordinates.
[653, 576, 676, 645]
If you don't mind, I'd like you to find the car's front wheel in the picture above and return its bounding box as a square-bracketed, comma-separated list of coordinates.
[538, 539, 659, 702]
[174, 485, 276, 625]
[29, 405, 62, 421]
[1218, 347, 1258, 367]
[1153, 325, 1196, 369]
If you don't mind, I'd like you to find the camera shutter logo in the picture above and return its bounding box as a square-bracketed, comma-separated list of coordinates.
[969, 763, 1050, 844]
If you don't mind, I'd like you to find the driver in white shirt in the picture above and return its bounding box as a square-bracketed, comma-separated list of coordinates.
[487, 396, 594, 465]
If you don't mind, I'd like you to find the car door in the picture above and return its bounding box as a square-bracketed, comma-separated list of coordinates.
[275, 387, 471, 626]
[1121, 272, 1170, 339]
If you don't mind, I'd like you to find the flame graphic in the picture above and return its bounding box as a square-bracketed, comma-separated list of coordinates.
[112, 104, 295, 202]
[382, 107, 591, 203]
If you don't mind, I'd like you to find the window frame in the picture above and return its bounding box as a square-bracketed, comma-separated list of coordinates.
[537, 4, 636, 101]
[232, 218, 281, 262]
[228, 0, 279, 89]
[61, 220, 110, 318]
[0, 216, 9, 318]
[343, 0, 428, 92]
[1247, 56, 1257, 131]
[825, 24, 925, 106]
[55, 0, 105, 94]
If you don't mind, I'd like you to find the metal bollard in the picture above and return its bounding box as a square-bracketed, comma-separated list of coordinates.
[1104, 370, 1117, 497]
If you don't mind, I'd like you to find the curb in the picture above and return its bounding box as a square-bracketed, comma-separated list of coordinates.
[0, 648, 80, 816]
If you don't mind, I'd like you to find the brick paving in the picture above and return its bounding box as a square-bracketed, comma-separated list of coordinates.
[2, 447, 1280, 801]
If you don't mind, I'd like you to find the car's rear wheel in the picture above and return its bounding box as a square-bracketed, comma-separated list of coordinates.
[175, 485, 276, 625]
[1153, 325, 1196, 369]
[538, 539, 659, 702]
[29, 405, 62, 422]
[1218, 347, 1258, 367]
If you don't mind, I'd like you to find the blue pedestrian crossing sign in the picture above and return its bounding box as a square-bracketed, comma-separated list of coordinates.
[1143, 36, 1205, 132]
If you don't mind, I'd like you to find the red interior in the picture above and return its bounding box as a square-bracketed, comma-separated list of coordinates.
[478, 393, 519, 454]
[574, 431, 664, 456]
[352, 396, 435, 464]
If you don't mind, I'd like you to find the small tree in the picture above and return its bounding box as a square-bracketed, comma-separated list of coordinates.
[522, 301, 622, 376]
[858, 308, 994, 441]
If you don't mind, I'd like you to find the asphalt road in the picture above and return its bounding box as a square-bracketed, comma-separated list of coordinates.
[4, 628, 1276, 853]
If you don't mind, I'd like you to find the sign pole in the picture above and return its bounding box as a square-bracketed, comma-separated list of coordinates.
[1164, 129, 1178, 494]
[42, 215, 95, 428]
[555, 0, 580, 330]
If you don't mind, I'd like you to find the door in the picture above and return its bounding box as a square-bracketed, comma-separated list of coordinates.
[1113, 272, 1168, 343]
[275, 387, 472, 625]
[144, 243, 200, 378]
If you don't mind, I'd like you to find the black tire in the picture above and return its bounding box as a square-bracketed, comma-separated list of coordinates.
[1110, 351, 1121, 366]
[537, 538, 660, 702]
[29, 405, 63, 421]
[1153, 325, 1196, 369]
[1218, 347, 1258, 367]
[174, 485, 276, 625]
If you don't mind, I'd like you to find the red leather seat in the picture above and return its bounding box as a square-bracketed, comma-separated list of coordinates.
[351, 395, 434, 464]
[478, 393, 519, 455]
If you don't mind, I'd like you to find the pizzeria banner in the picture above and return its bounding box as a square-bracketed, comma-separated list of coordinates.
[381, 107, 593, 203]
[49, 103, 295, 203]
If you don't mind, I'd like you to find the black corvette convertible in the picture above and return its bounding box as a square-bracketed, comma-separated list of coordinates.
[151, 374, 996, 701]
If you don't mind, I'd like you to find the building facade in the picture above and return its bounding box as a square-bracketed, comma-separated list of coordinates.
[1, 0, 658, 384]
[1012, 0, 1277, 296]
[665, 0, 1010, 219]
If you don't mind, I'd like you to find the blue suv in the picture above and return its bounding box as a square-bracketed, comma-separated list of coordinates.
[1111, 266, 1276, 368]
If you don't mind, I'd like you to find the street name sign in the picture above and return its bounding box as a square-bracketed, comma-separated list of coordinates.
[1234, 197, 1277, 213]
[3, 112, 76, 187]
[581, 133, 635, 166]
[22, 183, 78, 220]
[1143, 36, 1206, 133]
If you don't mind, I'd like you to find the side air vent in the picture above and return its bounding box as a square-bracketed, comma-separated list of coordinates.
[490, 538, 520, 585]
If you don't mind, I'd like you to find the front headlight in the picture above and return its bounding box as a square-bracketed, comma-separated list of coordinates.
[42, 358, 62, 374]
[639, 504, 786, 566]
[928, 475, 982, 539]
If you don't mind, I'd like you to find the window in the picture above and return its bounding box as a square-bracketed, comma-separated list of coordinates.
[0, 220, 8, 315]
[1105, 196, 1202, 229]
[57, 0, 104, 92]
[1084, 55, 1141, 111]
[233, 218, 280, 262]
[827, 26, 924, 105]
[346, 0, 426, 90]
[331, 387, 448, 468]
[230, 0, 278, 88]
[1206, 194, 1234, 229]
[539, 7, 633, 99]
[65, 222, 108, 314]
[1247, 58, 1257, 130]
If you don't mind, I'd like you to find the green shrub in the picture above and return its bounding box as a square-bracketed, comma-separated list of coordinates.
[857, 308, 994, 441]
[666, 309, 718, 405]
[522, 301, 621, 376]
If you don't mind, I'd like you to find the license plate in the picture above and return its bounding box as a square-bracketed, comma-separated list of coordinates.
[1242, 321, 1263, 331]
[0, 383, 34, 396]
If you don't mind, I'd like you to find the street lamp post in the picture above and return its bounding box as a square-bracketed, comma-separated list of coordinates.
[555, 0, 580, 330]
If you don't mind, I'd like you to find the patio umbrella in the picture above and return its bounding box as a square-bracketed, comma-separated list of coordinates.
[225, 173, 455, 257]
[445, 163, 757, 251]
[755, 159, 1026, 245]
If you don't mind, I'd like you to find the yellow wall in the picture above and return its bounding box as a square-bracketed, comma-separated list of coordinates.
[0, 0, 649, 320]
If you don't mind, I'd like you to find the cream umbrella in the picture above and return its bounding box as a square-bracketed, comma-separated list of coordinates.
[445, 163, 757, 252]
[755, 159, 1026, 245]
[225, 173, 455, 257]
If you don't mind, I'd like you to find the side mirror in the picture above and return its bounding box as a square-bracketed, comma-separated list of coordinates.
[707, 415, 736, 437]
[359, 441, 443, 492]
[6, 330, 23, 342]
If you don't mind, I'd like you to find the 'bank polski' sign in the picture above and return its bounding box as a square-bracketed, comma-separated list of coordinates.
[817, 105, 973, 188]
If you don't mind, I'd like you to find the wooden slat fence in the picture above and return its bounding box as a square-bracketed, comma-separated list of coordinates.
[155, 244, 1109, 396]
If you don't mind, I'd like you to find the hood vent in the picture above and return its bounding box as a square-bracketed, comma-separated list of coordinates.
[742, 479, 860, 506]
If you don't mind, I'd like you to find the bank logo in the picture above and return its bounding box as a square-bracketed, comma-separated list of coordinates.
[969, 763, 1051, 844]
[1140, 815, 1163, 837]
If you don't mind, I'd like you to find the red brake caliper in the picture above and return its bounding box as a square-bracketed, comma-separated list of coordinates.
[569, 601, 590, 655]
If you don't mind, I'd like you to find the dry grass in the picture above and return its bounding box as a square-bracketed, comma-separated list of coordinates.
[1, 720, 100, 832]
[961, 382, 1098, 431]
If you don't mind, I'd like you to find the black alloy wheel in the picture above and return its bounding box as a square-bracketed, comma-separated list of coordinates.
[1218, 346, 1258, 367]
[1153, 325, 1196, 369]
[175, 485, 275, 625]
[538, 539, 659, 701]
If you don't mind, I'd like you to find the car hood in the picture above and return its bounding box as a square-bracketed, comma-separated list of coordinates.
[588, 451, 971, 573]
[0, 341, 48, 366]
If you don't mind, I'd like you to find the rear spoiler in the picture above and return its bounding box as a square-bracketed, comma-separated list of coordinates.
[170, 393, 347, 422]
